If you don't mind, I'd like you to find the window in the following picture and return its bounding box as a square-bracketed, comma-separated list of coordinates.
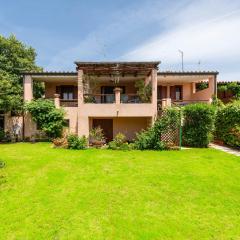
[175, 86, 182, 100]
[60, 86, 74, 100]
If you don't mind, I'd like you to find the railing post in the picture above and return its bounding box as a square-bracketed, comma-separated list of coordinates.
[54, 94, 60, 108]
[23, 75, 33, 102]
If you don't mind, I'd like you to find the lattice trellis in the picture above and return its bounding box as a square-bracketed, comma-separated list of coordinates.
[158, 110, 180, 147]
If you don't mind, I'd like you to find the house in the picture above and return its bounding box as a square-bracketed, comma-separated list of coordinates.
[2, 61, 218, 141]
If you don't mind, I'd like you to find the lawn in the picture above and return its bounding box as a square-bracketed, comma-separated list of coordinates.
[0, 143, 240, 240]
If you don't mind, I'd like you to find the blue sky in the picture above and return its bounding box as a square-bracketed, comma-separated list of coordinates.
[0, 0, 240, 80]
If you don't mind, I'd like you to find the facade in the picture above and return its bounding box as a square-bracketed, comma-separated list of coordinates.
[3, 61, 218, 141]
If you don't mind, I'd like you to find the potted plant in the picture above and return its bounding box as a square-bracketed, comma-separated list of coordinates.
[89, 127, 106, 147]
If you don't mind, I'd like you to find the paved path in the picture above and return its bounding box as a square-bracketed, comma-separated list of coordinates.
[209, 143, 240, 156]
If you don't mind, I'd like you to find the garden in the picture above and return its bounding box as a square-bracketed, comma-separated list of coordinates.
[3, 97, 236, 151]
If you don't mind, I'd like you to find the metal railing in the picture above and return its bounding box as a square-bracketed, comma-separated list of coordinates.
[172, 100, 209, 106]
[84, 94, 115, 104]
[120, 94, 141, 103]
[157, 99, 210, 110]
[60, 99, 78, 107]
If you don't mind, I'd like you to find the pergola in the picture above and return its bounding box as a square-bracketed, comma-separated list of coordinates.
[75, 61, 160, 77]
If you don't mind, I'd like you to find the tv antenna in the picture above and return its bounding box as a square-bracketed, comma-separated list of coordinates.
[178, 49, 184, 72]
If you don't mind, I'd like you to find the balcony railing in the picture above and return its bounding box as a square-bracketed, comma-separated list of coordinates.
[157, 98, 210, 110]
[172, 100, 210, 106]
[84, 94, 115, 104]
[60, 99, 78, 107]
[120, 94, 141, 103]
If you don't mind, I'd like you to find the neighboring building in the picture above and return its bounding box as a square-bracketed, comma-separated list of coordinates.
[217, 81, 240, 103]
[3, 61, 218, 141]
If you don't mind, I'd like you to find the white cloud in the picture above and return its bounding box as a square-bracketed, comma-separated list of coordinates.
[122, 0, 240, 80]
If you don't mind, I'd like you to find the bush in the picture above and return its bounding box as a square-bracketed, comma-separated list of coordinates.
[89, 127, 105, 142]
[52, 137, 68, 148]
[0, 130, 11, 142]
[108, 133, 130, 150]
[134, 108, 180, 150]
[211, 95, 225, 108]
[25, 99, 65, 139]
[215, 101, 240, 148]
[0, 161, 5, 168]
[182, 103, 215, 147]
[67, 134, 88, 150]
[0, 129, 5, 141]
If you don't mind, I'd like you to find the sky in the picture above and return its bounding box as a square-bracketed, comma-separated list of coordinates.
[0, 0, 240, 81]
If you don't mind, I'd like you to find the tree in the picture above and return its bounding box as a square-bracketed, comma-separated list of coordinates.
[0, 34, 42, 113]
[25, 99, 65, 139]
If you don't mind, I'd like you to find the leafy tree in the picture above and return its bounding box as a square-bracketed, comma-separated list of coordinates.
[0, 34, 42, 113]
[0, 70, 22, 112]
[25, 99, 65, 138]
[228, 82, 240, 100]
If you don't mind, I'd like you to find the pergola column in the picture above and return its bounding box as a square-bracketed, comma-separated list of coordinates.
[54, 94, 60, 108]
[166, 85, 171, 98]
[151, 68, 158, 124]
[192, 82, 196, 94]
[23, 75, 33, 101]
[77, 69, 89, 137]
[77, 69, 84, 106]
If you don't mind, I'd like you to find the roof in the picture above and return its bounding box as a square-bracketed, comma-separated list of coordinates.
[158, 71, 219, 76]
[218, 80, 240, 84]
[74, 61, 160, 75]
[22, 71, 77, 76]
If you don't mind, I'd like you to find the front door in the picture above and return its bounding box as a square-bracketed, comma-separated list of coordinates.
[92, 119, 113, 142]
[170, 85, 182, 101]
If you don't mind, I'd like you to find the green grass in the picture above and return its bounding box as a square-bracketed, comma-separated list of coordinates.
[0, 143, 240, 240]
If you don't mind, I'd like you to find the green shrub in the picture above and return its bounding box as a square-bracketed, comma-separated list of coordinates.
[108, 133, 130, 150]
[0, 160, 5, 168]
[89, 127, 105, 142]
[135, 79, 152, 103]
[211, 95, 225, 108]
[25, 99, 65, 139]
[0, 129, 5, 141]
[183, 103, 215, 147]
[135, 108, 180, 150]
[67, 134, 88, 150]
[215, 101, 240, 148]
[52, 136, 68, 148]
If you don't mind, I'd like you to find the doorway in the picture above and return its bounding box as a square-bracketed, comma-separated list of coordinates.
[92, 119, 113, 142]
[0, 115, 4, 130]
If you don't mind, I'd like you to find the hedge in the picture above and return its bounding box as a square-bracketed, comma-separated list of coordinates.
[182, 103, 215, 147]
[215, 101, 240, 148]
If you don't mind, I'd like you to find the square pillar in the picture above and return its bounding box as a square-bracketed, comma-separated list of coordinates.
[166, 85, 170, 98]
[77, 69, 84, 105]
[192, 82, 196, 94]
[77, 69, 88, 137]
[114, 87, 121, 104]
[23, 75, 33, 101]
[54, 94, 60, 108]
[151, 68, 158, 123]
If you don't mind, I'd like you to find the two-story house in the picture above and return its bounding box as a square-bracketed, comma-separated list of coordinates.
[5, 61, 217, 141]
